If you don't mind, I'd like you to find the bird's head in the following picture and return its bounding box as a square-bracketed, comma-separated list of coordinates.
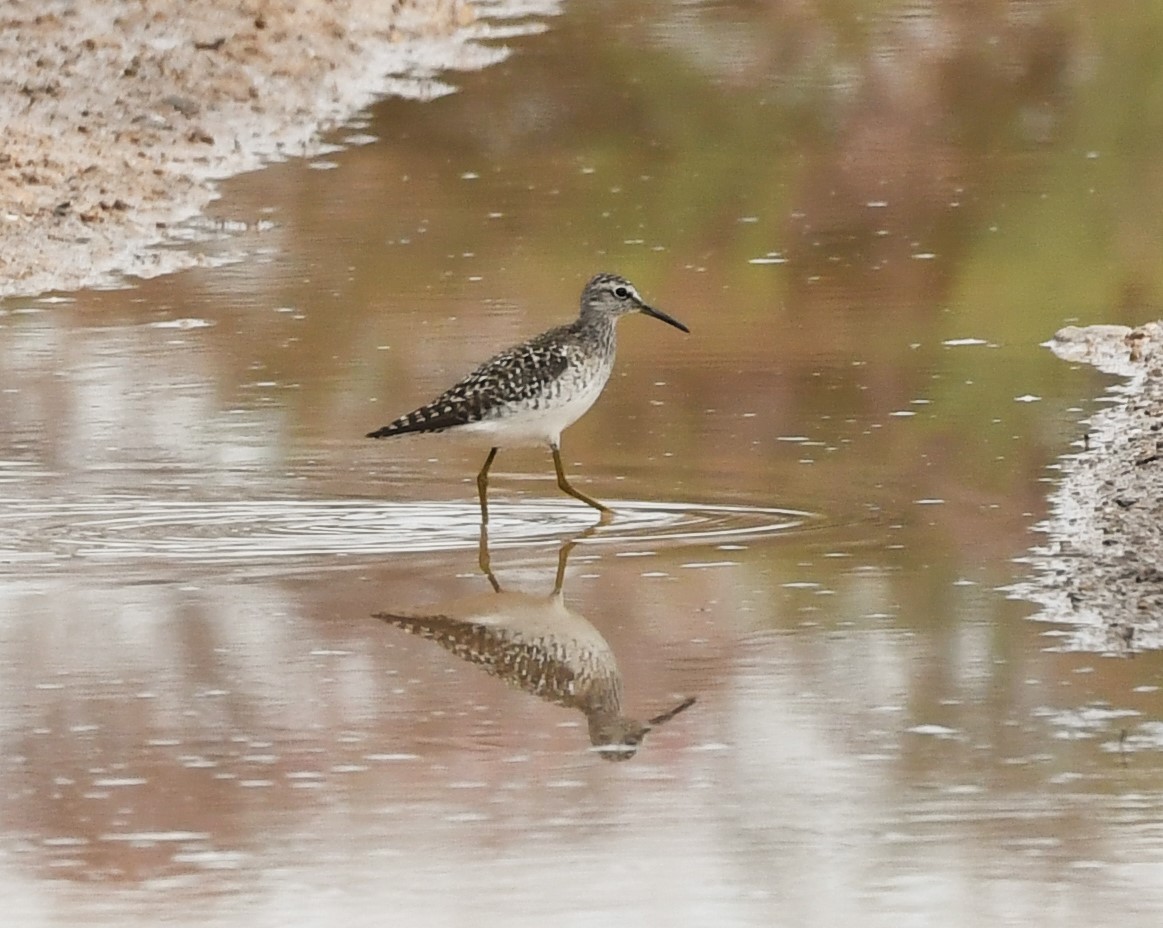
[581, 273, 689, 333]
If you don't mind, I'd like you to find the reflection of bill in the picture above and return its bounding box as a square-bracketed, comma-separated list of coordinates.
[373, 534, 695, 760]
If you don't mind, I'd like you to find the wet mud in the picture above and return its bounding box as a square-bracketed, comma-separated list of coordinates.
[1017, 322, 1163, 650]
[0, 0, 495, 298]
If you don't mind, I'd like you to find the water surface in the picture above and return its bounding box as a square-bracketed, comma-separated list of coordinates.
[4, 1, 1163, 925]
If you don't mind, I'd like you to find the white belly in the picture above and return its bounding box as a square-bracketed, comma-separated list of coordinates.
[460, 368, 610, 448]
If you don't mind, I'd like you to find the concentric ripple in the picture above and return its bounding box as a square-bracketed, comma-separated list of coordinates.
[0, 495, 817, 574]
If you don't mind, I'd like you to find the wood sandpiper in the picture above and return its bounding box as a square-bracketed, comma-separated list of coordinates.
[367, 273, 689, 522]
[373, 537, 696, 759]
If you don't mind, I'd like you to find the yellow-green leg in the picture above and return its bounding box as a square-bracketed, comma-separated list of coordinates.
[477, 521, 500, 592]
[552, 538, 576, 595]
[477, 447, 498, 525]
[551, 444, 613, 521]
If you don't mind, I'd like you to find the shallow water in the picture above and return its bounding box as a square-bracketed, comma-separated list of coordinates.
[4, 1, 1163, 925]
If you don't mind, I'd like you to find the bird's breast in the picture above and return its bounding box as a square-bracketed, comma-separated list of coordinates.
[463, 356, 613, 447]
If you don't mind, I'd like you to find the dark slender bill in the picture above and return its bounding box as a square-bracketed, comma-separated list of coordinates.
[647, 695, 697, 727]
[642, 303, 690, 333]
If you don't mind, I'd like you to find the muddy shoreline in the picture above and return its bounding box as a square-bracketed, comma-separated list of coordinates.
[1016, 322, 1163, 651]
[0, 0, 522, 299]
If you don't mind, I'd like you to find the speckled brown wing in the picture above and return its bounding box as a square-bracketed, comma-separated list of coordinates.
[366, 327, 574, 438]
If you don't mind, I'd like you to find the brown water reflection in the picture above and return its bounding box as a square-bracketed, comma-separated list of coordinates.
[375, 531, 697, 759]
[5, 0, 1163, 925]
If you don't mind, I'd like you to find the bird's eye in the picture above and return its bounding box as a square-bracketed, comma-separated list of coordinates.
[613, 286, 629, 298]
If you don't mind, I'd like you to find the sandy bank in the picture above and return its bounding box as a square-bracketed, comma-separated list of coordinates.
[0, 0, 538, 299]
[1016, 322, 1163, 651]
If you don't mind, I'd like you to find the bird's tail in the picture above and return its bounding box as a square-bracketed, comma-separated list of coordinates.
[367, 401, 470, 438]
[367, 418, 410, 439]
[366, 414, 432, 439]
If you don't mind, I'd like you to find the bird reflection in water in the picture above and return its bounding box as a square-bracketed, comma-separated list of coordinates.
[372, 527, 695, 760]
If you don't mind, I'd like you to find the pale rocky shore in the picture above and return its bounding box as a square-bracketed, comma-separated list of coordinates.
[0, 0, 544, 299]
[1016, 321, 1163, 652]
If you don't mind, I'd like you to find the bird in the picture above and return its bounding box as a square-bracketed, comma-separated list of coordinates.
[373, 537, 696, 759]
[367, 273, 689, 522]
